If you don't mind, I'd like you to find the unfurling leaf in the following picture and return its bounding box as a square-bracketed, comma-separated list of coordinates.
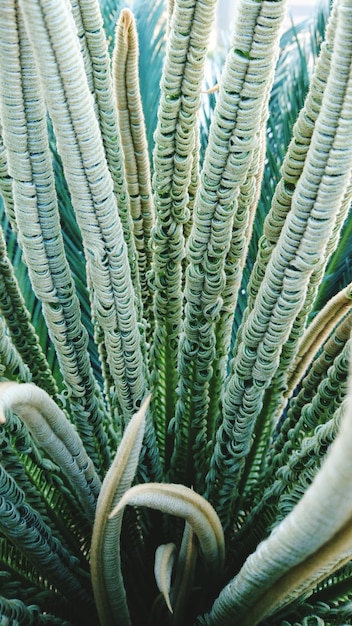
[90, 395, 150, 626]
[0, 381, 100, 522]
[154, 543, 176, 613]
[109, 482, 225, 578]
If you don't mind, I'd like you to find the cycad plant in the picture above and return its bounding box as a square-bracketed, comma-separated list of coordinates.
[1, 0, 352, 624]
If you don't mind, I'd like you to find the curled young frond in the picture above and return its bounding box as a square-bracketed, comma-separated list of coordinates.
[172, 0, 286, 488]
[109, 482, 225, 579]
[150, 0, 218, 469]
[68, 0, 140, 298]
[208, 0, 352, 526]
[90, 395, 150, 626]
[0, 0, 111, 472]
[201, 358, 352, 626]
[0, 382, 101, 522]
[113, 8, 154, 330]
[17, 0, 147, 425]
[287, 282, 352, 395]
[154, 543, 176, 614]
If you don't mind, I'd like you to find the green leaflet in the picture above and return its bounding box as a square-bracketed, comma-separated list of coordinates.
[0, 410, 91, 557]
[0, 463, 94, 619]
[0, 539, 79, 624]
[305, 561, 352, 623]
[0, 595, 73, 626]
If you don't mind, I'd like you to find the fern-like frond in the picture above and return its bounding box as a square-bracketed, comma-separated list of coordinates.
[208, 0, 352, 528]
[113, 8, 154, 335]
[0, 382, 101, 522]
[201, 367, 352, 625]
[150, 0, 218, 472]
[1, 0, 352, 624]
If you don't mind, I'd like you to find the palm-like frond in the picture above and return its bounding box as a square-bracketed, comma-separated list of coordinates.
[234, 0, 331, 334]
[1, 0, 352, 625]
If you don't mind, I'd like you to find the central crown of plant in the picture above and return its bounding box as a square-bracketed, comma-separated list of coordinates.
[0, 0, 352, 624]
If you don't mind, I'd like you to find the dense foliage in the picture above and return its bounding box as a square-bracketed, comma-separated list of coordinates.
[0, 0, 352, 625]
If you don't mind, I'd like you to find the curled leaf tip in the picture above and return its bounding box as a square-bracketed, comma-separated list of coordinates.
[108, 482, 225, 575]
[0, 381, 100, 519]
[140, 393, 152, 412]
[108, 500, 123, 520]
[120, 7, 134, 35]
[155, 543, 176, 614]
[0, 381, 28, 423]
